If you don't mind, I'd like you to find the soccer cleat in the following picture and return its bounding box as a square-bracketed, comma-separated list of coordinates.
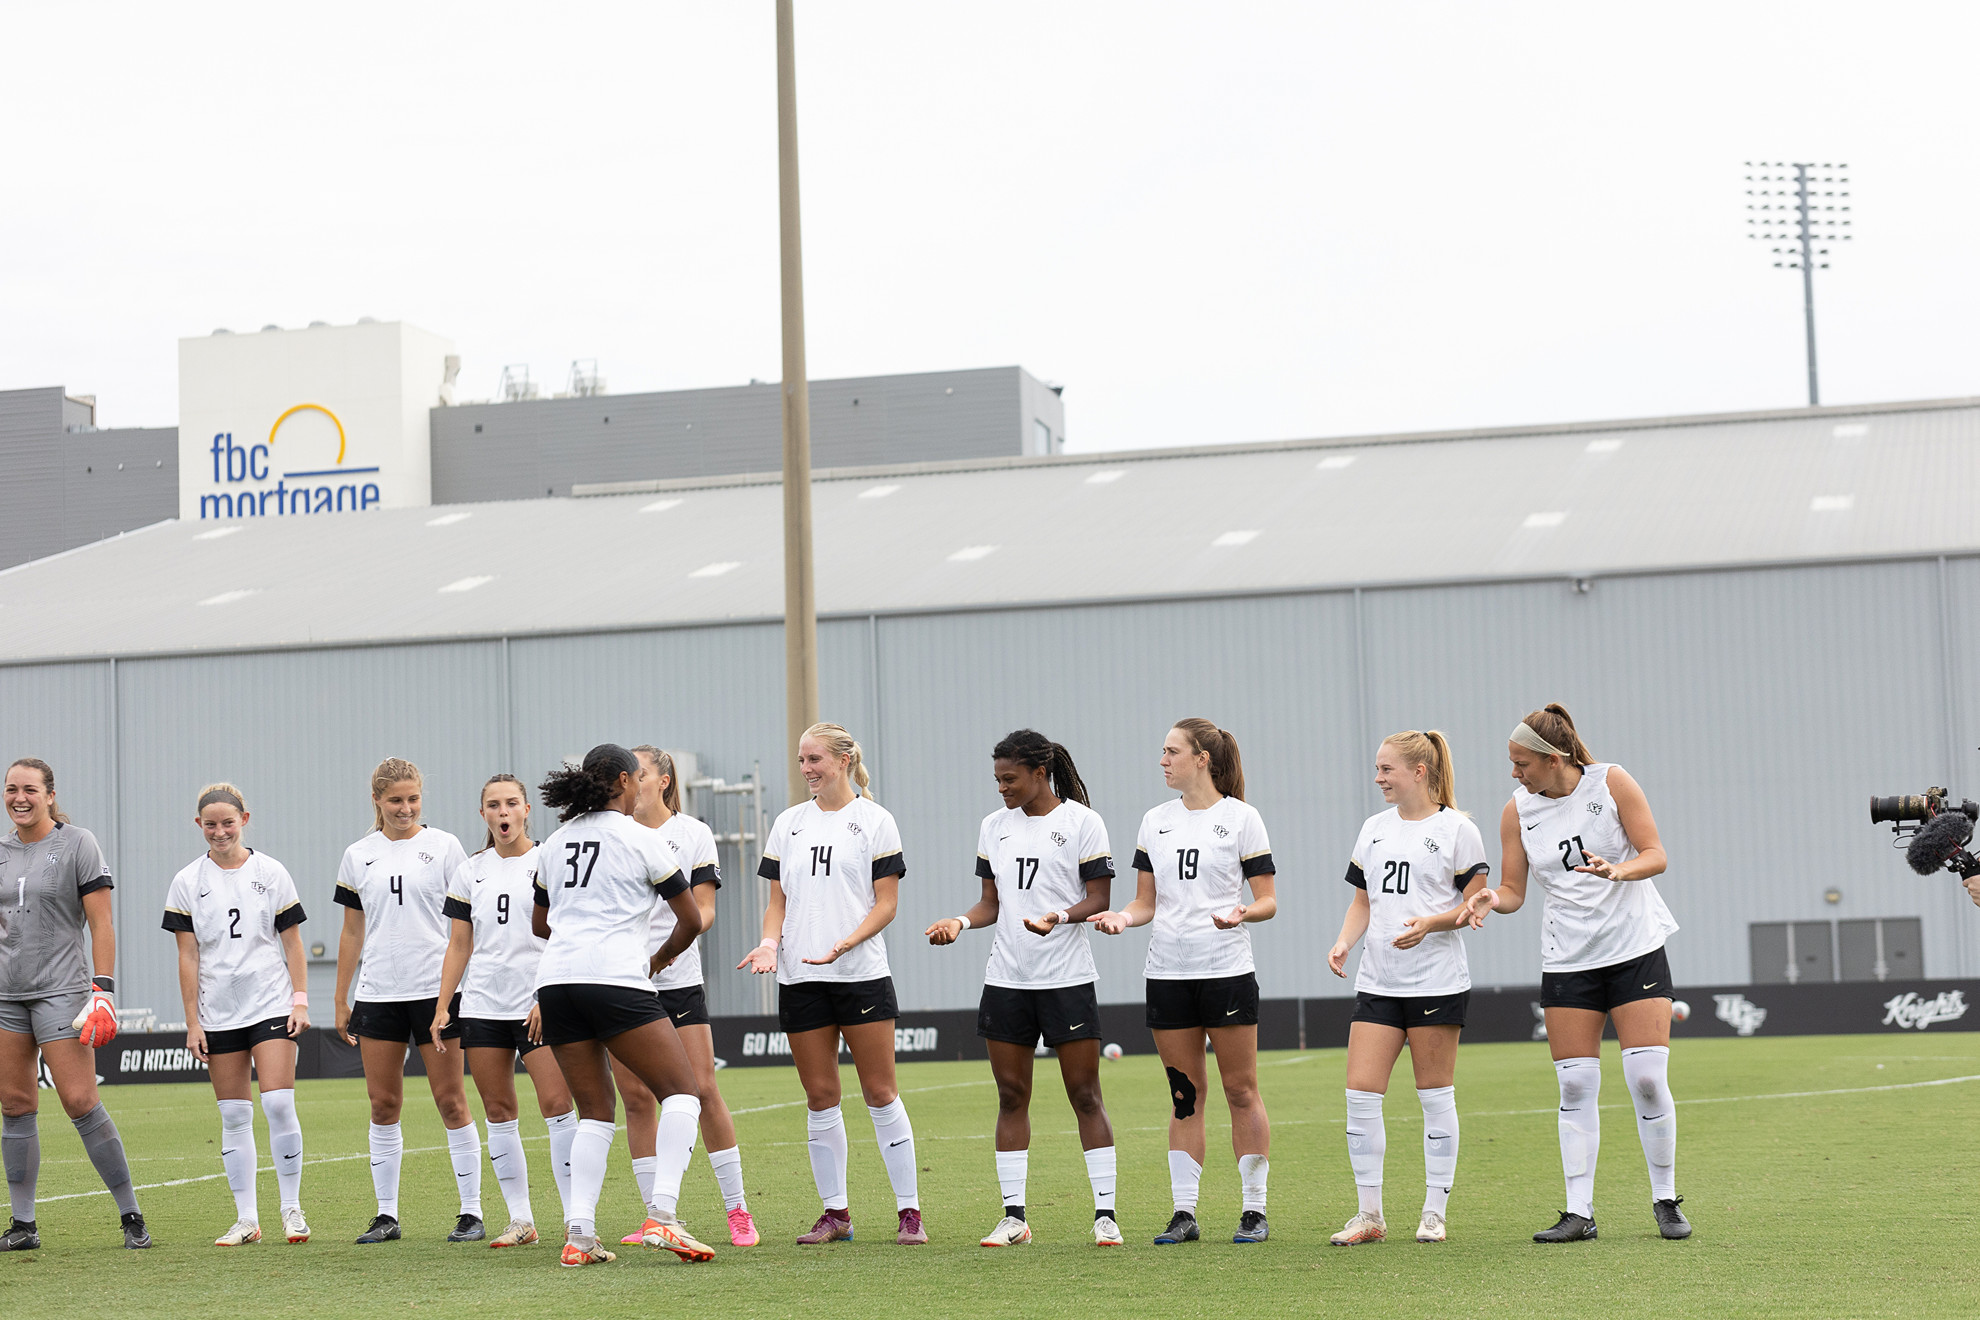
[1653, 1197, 1692, 1240]
[447, 1213, 485, 1242]
[121, 1211, 153, 1249]
[896, 1208, 928, 1245]
[979, 1215, 1031, 1247]
[1330, 1211, 1386, 1245]
[621, 1218, 659, 1246]
[1093, 1215, 1124, 1246]
[0, 1219, 40, 1251]
[797, 1210, 853, 1244]
[213, 1219, 261, 1246]
[1153, 1210, 1200, 1244]
[1533, 1210, 1597, 1242]
[489, 1218, 538, 1248]
[1416, 1211, 1446, 1243]
[1232, 1210, 1269, 1243]
[282, 1207, 310, 1244]
[727, 1207, 760, 1247]
[641, 1218, 716, 1262]
[559, 1231, 616, 1267]
[354, 1214, 402, 1244]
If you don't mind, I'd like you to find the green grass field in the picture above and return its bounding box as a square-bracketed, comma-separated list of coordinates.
[5, 1034, 1978, 1318]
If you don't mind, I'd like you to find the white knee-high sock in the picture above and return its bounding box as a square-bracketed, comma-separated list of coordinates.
[1167, 1150, 1202, 1213]
[806, 1106, 849, 1212]
[1345, 1089, 1386, 1217]
[649, 1094, 701, 1219]
[1085, 1146, 1117, 1214]
[218, 1098, 258, 1222]
[631, 1156, 658, 1215]
[368, 1121, 403, 1218]
[995, 1149, 1029, 1213]
[544, 1110, 577, 1223]
[1621, 1046, 1677, 1201]
[260, 1088, 302, 1212]
[486, 1119, 533, 1223]
[868, 1098, 919, 1211]
[445, 1121, 483, 1217]
[567, 1118, 616, 1237]
[1555, 1057, 1602, 1218]
[1237, 1153, 1268, 1213]
[706, 1145, 747, 1212]
[1418, 1085, 1458, 1216]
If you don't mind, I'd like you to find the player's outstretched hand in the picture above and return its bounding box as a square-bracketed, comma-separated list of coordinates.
[1211, 905, 1248, 930]
[1092, 911, 1128, 936]
[186, 1024, 209, 1061]
[737, 942, 778, 975]
[803, 938, 854, 966]
[1327, 941, 1350, 977]
[1460, 888, 1498, 929]
[1021, 911, 1061, 937]
[926, 918, 964, 945]
[1574, 853, 1620, 880]
[335, 1001, 357, 1047]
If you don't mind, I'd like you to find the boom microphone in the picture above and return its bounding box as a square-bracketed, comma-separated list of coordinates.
[1907, 809, 1974, 875]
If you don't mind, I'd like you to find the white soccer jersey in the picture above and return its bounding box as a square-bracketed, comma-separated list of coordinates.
[161, 851, 305, 1031]
[977, 800, 1113, 990]
[443, 846, 545, 1020]
[1514, 763, 1679, 973]
[534, 811, 686, 992]
[1133, 796, 1275, 980]
[757, 796, 905, 985]
[334, 827, 467, 1002]
[1346, 806, 1488, 997]
[647, 813, 722, 992]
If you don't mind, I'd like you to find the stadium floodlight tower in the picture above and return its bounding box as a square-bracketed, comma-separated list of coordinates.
[1745, 161, 1851, 406]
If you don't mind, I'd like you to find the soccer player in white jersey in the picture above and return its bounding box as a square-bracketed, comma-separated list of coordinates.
[1461, 704, 1690, 1242]
[530, 744, 715, 1269]
[1094, 718, 1277, 1246]
[1324, 733, 1489, 1247]
[608, 747, 757, 1249]
[0, 757, 150, 1252]
[927, 730, 1123, 1248]
[333, 757, 483, 1246]
[429, 774, 577, 1249]
[738, 722, 925, 1246]
[163, 783, 313, 1247]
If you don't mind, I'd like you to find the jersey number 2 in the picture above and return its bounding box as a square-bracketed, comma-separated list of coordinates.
[228, 908, 242, 939]
[564, 842, 600, 888]
[1557, 837, 1587, 873]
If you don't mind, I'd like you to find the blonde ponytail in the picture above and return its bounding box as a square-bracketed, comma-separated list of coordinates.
[803, 722, 875, 801]
[1382, 729, 1457, 810]
[369, 757, 422, 833]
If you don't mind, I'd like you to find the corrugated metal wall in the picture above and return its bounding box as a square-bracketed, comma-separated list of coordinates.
[16, 554, 1971, 1021]
[0, 387, 176, 570]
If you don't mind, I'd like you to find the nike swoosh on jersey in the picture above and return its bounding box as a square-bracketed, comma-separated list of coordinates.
[790, 828, 805, 835]
[999, 835, 1010, 841]
[1158, 828, 1173, 834]
[1370, 839, 1383, 846]
[1525, 822, 1540, 830]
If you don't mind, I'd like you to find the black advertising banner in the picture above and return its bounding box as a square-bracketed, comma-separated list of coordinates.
[72, 979, 1980, 1083]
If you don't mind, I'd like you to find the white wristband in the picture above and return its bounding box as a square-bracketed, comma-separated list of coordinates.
[1055, 910, 1072, 926]
[956, 915, 971, 931]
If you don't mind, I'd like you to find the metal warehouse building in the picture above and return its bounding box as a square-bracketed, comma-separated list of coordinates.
[6, 394, 1978, 1026]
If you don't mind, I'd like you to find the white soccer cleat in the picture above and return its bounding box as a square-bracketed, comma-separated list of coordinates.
[979, 1215, 1031, 1247]
[1416, 1210, 1446, 1243]
[281, 1206, 310, 1244]
[214, 1219, 261, 1246]
[1330, 1210, 1386, 1245]
[1093, 1215, 1124, 1246]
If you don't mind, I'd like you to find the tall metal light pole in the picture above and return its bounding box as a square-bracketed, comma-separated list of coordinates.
[777, 0, 820, 805]
[1746, 161, 1851, 406]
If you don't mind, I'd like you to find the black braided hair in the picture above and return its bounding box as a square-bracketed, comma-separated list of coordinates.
[991, 729, 1091, 807]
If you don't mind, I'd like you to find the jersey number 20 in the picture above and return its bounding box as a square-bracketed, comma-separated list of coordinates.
[1380, 860, 1411, 895]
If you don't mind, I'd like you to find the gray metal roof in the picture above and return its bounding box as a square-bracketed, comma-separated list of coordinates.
[5, 396, 1978, 663]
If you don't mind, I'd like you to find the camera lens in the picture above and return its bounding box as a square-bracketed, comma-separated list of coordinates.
[1870, 795, 1932, 823]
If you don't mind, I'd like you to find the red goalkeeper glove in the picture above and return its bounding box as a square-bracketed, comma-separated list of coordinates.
[72, 978, 117, 1047]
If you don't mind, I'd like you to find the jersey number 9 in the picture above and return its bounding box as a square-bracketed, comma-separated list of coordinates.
[495, 893, 510, 924]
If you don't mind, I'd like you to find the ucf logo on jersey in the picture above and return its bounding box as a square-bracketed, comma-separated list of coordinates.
[1422, 837, 1441, 854]
[1050, 831, 1068, 847]
[1213, 824, 1230, 838]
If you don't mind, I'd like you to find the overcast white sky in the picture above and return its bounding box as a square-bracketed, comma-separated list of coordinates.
[5, 2, 1976, 450]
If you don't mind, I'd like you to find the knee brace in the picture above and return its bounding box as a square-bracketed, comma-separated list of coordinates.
[1165, 1066, 1198, 1120]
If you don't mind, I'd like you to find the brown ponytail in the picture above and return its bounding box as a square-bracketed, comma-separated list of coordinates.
[8, 758, 69, 825]
[632, 745, 684, 815]
[369, 757, 422, 833]
[476, 773, 534, 852]
[1172, 718, 1246, 802]
[1381, 730, 1457, 810]
[1521, 703, 1595, 767]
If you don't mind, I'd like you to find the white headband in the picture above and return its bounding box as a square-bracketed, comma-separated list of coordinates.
[1510, 721, 1568, 759]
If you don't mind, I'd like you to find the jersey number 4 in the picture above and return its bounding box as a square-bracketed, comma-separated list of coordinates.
[563, 841, 600, 888]
[1380, 860, 1411, 895]
[1013, 857, 1041, 890]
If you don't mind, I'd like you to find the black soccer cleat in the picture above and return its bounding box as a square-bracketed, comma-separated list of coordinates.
[1533, 1210, 1597, 1243]
[1653, 1197, 1691, 1240]
[1232, 1210, 1269, 1243]
[447, 1213, 486, 1243]
[121, 1211, 153, 1249]
[1153, 1210, 1200, 1245]
[0, 1219, 40, 1251]
[355, 1214, 402, 1244]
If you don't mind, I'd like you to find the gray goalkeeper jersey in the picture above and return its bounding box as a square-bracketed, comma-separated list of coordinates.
[0, 824, 112, 1000]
